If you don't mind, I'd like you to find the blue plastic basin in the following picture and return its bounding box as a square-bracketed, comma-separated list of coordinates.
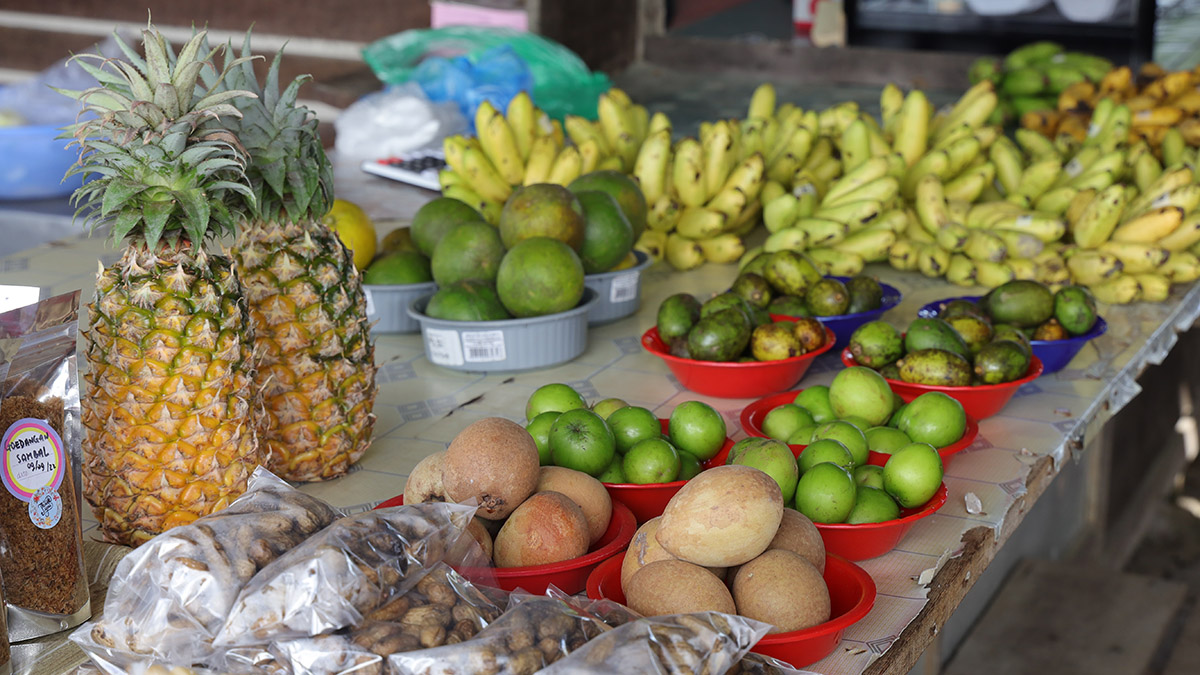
[0, 123, 83, 200]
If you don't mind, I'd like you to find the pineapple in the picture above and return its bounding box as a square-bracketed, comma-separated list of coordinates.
[62, 29, 263, 546]
[215, 36, 377, 482]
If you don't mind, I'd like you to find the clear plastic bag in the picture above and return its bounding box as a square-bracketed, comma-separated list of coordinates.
[216, 502, 476, 648]
[332, 83, 467, 161]
[542, 585, 640, 629]
[81, 467, 341, 663]
[387, 594, 610, 675]
[729, 653, 818, 674]
[538, 612, 771, 675]
[361, 27, 611, 121]
[269, 562, 502, 675]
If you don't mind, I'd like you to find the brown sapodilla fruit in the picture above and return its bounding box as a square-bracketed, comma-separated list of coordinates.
[536, 466, 613, 545]
[404, 451, 447, 503]
[493, 491, 589, 567]
[656, 464, 784, 567]
[768, 507, 826, 573]
[732, 549, 831, 633]
[442, 417, 540, 520]
[625, 559, 736, 617]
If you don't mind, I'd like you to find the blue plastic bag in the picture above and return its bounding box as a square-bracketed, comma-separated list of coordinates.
[410, 45, 534, 131]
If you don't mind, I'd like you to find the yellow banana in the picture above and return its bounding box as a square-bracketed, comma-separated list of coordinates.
[764, 227, 810, 253]
[437, 168, 465, 191]
[992, 228, 1045, 259]
[761, 180, 786, 205]
[1007, 257, 1037, 281]
[476, 102, 523, 185]
[801, 136, 835, 172]
[888, 239, 921, 271]
[932, 123, 974, 153]
[975, 260, 1016, 288]
[442, 134, 474, 177]
[1162, 127, 1187, 168]
[1015, 128, 1060, 160]
[946, 254, 978, 286]
[1111, 206, 1186, 243]
[901, 150, 951, 199]
[915, 174, 956, 235]
[647, 194, 682, 233]
[505, 91, 537, 160]
[943, 136, 983, 178]
[1098, 241, 1170, 273]
[834, 226, 897, 262]
[649, 111, 673, 135]
[823, 156, 890, 206]
[748, 82, 776, 119]
[990, 212, 1067, 242]
[880, 83, 905, 138]
[872, 209, 909, 234]
[963, 230, 1008, 262]
[943, 164, 994, 203]
[1132, 273, 1171, 302]
[1088, 274, 1142, 304]
[1133, 185, 1200, 219]
[1067, 150, 1126, 189]
[442, 183, 486, 213]
[728, 201, 762, 236]
[966, 200, 1025, 228]
[1034, 251, 1071, 285]
[702, 121, 737, 200]
[917, 243, 952, 278]
[935, 222, 971, 252]
[795, 217, 849, 247]
[1067, 250, 1124, 284]
[546, 146, 583, 186]
[596, 155, 623, 172]
[807, 247, 864, 276]
[936, 81, 997, 142]
[893, 90, 930, 167]
[1156, 212, 1200, 252]
[718, 153, 766, 201]
[989, 137, 1026, 197]
[597, 92, 637, 165]
[1124, 166, 1194, 218]
[946, 199, 971, 224]
[630, 104, 649, 144]
[522, 135, 560, 186]
[635, 229, 667, 262]
[818, 101, 860, 136]
[1034, 186, 1079, 216]
[631, 128, 672, 203]
[840, 119, 872, 172]
[697, 233, 745, 263]
[461, 145, 513, 203]
[1064, 188, 1096, 227]
[763, 193, 802, 233]
[904, 208, 937, 243]
[767, 150, 803, 187]
[665, 232, 706, 271]
[739, 118, 766, 159]
[606, 87, 633, 108]
[671, 138, 707, 208]
[1133, 152, 1163, 194]
[1009, 158, 1063, 204]
[577, 138, 602, 175]
[1160, 250, 1200, 283]
[815, 199, 883, 230]
[675, 207, 727, 239]
[706, 186, 748, 221]
[564, 115, 610, 155]
[810, 156, 844, 186]
[739, 246, 764, 271]
[1075, 182, 1128, 246]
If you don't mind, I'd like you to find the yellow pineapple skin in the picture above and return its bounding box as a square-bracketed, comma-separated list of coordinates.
[81, 244, 262, 547]
[236, 219, 378, 482]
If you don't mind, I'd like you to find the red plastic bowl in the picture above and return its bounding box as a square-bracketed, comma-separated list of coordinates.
[586, 551, 877, 668]
[374, 495, 637, 594]
[602, 418, 736, 524]
[840, 349, 1043, 420]
[739, 390, 980, 466]
[814, 451, 949, 561]
[641, 323, 836, 399]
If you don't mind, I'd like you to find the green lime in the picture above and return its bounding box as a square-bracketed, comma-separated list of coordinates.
[597, 455, 626, 483]
[677, 451, 703, 481]
[607, 406, 663, 454]
[794, 462, 857, 524]
[883, 442, 944, 508]
[853, 464, 885, 490]
[762, 403, 815, 442]
[793, 386, 836, 423]
[865, 426, 911, 455]
[797, 438, 854, 474]
[846, 486, 901, 524]
[623, 437, 681, 484]
[549, 409, 616, 477]
[811, 420, 869, 467]
[525, 411, 560, 465]
[668, 401, 727, 461]
[787, 425, 818, 446]
[363, 250, 432, 285]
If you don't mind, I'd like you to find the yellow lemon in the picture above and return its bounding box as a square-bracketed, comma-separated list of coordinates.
[323, 199, 377, 270]
[610, 251, 638, 271]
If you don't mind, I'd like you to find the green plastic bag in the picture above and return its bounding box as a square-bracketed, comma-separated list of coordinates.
[362, 26, 611, 122]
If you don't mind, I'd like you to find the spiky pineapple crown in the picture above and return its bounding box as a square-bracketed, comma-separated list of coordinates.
[59, 28, 258, 249]
[207, 32, 334, 223]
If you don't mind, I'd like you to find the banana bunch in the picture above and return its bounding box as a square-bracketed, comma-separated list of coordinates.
[564, 87, 660, 173]
[969, 41, 1112, 126]
[1022, 61, 1200, 163]
[439, 92, 572, 224]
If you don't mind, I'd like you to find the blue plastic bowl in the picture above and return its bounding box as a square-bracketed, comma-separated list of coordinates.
[0, 123, 83, 200]
[917, 295, 1107, 375]
[811, 276, 903, 350]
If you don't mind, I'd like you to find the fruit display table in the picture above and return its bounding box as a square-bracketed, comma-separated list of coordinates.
[3, 153, 1199, 672]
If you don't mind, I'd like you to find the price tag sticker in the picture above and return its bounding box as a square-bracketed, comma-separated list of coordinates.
[1151, 193, 1173, 209]
[1065, 158, 1084, 177]
[2, 418, 64, 504]
[424, 328, 464, 367]
[28, 485, 62, 530]
[1087, 122, 1102, 138]
[1015, 215, 1034, 228]
[792, 183, 817, 198]
[363, 288, 376, 318]
[461, 331, 506, 363]
[610, 272, 640, 303]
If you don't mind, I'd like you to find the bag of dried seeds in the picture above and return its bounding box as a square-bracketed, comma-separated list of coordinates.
[0, 290, 90, 641]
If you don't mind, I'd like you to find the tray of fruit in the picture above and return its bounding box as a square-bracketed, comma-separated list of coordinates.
[585, 463, 878, 668]
[916, 280, 1107, 374]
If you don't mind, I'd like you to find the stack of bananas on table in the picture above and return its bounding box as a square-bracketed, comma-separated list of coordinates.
[1021, 61, 1200, 161]
[439, 89, 656, 224]
[969, 41, 1112, 125]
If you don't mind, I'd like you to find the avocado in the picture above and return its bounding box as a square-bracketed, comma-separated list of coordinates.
[687, 307, 752, 361]
[768, 295, 811, 317]
[904, 317, 972, 362]
[983, 279, 1055, 328]
[845, 275, 884, 314]
[752, 323, 803, 361]
[657, 293, 702, 342]
[668, 336, 692, 359]
[748, 305, 773, 327]
[1032, 318, 1068, 341]
[946, 315, 993, 355]
[1053, 285, 1098, 336]
[974, 339, 1031, 384]
[897, 348, 973, 386]
[731, 272, 773, 309]
[806, 278, 852, 317]
[764, 250, 823, 296]
[879, 361, 902, 380]
[939, 298, 987, 321]
[992, 323, 1032, 358]
[742, 252, 770, 278]
[848, 320, 904, 368]
[701, 292, 752, 321]
[792, 317, 828, 353]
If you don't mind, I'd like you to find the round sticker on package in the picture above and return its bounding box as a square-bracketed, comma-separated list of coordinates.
[28, 485, 62, 529]
[2, 417, 65, 503]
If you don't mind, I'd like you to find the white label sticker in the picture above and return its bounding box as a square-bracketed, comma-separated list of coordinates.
[461, 331, 506, 363]
[28, 485, 62, 529]
[425, 328, 464, 367]
[610, 272, 640, 303]
[1087, 122, 1101, 138]
[363, 288, 376, 318]
[1065, 158, 1084, 177]
[792, 183, 817, 198]
[2, 418, 64, 502]
[1015, 215, 1034, 227]
[1151, 192, 1172, 209]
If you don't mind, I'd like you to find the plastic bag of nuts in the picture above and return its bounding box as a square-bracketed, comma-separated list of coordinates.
[538, 611, 771, 675]
[216, 502, 477, 648]
[78, 467, 342, 665]
[269, 562, 502, 675]
[729, 653, 816, 674]
[387, 594, 612, 675]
